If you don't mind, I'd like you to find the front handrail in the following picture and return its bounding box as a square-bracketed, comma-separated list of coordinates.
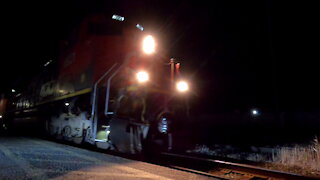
[104, 65, 123, 116]
[91, 51, 137, 141]
[91, 63, 118, 118]
[91, 63, 118, 140]
[104, 52, 137, 117]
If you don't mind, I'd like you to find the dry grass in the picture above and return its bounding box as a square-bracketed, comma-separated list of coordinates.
[272, 137, 320, 175]
[187, 137, 320, 177]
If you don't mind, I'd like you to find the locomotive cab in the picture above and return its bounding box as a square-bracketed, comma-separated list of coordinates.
[81, 15, 190, 154]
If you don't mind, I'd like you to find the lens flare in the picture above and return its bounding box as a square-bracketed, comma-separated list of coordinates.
[176, 81, 189, 92]
[142, 35, 155, 54]
[136, 71, 149, 83]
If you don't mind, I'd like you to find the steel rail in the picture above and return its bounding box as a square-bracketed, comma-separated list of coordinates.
[161, 152, 318, 180]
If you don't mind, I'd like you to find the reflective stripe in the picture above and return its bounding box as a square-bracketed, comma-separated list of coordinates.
[36, 88, 92, 106]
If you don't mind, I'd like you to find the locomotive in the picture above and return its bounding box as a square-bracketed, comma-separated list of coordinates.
[1, 14, 190, 154]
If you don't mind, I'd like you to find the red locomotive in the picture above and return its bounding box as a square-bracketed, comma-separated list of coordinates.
[1, 13, 190, 154]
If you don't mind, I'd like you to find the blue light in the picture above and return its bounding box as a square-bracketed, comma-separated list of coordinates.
[160, 117, 168, 133]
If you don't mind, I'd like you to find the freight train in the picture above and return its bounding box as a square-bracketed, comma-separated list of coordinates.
[0, 14, 190, 154]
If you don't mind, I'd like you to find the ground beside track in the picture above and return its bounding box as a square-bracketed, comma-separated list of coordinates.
[0, 136, 216, 180]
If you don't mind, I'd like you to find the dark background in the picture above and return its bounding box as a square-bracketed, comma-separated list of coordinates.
[1, 0, 319, 115]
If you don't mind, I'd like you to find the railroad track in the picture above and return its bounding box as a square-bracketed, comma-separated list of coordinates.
[158, 152, 318, 180]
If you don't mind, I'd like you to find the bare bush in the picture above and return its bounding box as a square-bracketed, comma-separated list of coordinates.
[274, 137, 320, 172]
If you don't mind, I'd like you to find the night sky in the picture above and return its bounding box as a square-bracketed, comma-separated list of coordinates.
[1, 0, 319, 114]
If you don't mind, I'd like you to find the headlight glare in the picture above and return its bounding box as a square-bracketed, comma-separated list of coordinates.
[176, 81, 189, 92]
[136, 71, 149, 83]
[142, 35, 155, 54]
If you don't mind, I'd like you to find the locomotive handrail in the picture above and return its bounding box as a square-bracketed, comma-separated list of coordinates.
[104, 64, 123, 116]
[91, 52, 137, 141]
[104, 52, 138, 117]
[91, 63, 118, 118]
[91, 63, 118, 141]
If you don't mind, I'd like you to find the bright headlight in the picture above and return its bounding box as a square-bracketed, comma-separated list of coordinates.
[176, 81, 189, 92]
[142, 35, 155, 54]
[136, 71, 149, 83]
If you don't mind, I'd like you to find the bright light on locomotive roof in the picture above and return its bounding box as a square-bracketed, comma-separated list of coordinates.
[136, 71, 149, 83]
[136, 24, 144, 31]
[112, 14, 124, 21]
[65, 102, 70, 106]
[176, 81, 189, 92]
[142, 35, 155, 54]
